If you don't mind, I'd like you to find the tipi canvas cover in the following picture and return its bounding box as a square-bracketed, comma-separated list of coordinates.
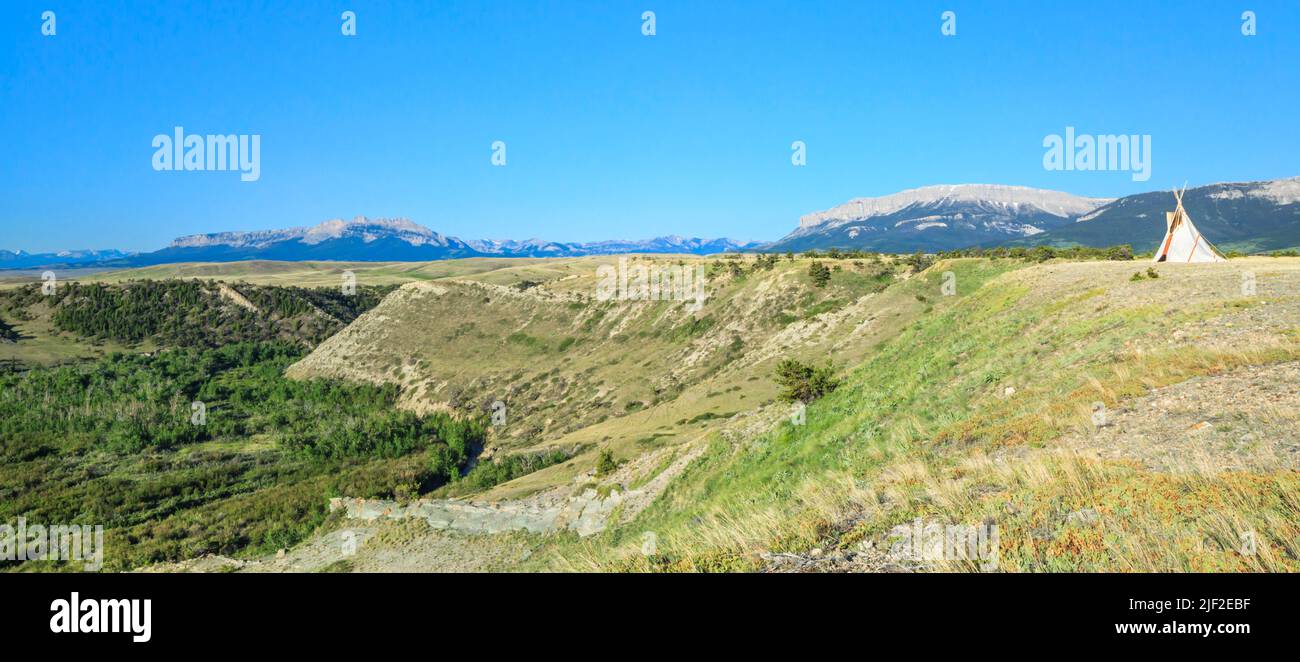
[1152, 188, 1226, 263]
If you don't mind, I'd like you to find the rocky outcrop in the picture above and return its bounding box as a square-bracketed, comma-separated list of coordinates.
[329, 489, 629, 537]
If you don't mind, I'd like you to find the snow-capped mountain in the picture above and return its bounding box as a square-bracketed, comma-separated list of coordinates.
[771, 184, 1114, 252]
[8, 178, 1296, 270]
[579, 236, 765, 255]
[0, 248, 134, 269]
[467, 235, 762, 257]
[168, 216, 473, 251]
[128, 217, 479, 265]
[465, 238, 585, 257]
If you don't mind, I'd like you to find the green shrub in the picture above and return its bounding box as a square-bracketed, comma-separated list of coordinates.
[452, 448, 576, 493]
[903, 251, 935, 271]
[808, 262, 831, 287]
[773, 358, 839, 403]
[596, 448, 618, 476]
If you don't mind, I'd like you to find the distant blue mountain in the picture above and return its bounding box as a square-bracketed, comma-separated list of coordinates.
[770, 178, 1300, 254]
[9, 177, 1297, 270]
[0, 217, 762, 269]
[0, 249, 134, 270]
[1018, 177, 1300, 253]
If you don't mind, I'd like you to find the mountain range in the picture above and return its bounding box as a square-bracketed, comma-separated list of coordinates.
[5, 177, 1298, 269]
[1017, 177, 1300, 253]
[769, 184, 1114, 253]
[0, 249, 135, 270]
[26, 218, 764, 269]
[771, 177, 1300, 254]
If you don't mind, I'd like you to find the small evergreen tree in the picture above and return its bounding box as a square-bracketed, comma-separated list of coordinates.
[773, 359, 839, 403]
[903, 251, 934, 271]
[0, 316, 17, 342]
[595, 448, 617, 476]
[808, 261, 831, 287]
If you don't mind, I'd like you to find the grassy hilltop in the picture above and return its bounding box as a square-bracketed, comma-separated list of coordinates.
[564, 257, 1300, 572]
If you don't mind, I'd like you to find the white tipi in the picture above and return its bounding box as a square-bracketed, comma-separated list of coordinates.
[1152, 186, 1226, 263]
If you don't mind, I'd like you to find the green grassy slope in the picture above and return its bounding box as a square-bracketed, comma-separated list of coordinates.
[553, 257, 1300, 572]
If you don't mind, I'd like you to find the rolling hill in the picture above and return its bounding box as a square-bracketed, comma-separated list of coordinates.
[283, 253, 921, 487]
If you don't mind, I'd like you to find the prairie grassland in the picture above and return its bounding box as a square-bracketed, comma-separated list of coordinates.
[75, 256, 658, 288]
[78, 260, 463, 286]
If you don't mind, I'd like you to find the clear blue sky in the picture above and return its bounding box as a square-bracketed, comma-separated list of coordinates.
[3, 0, 1298, 252]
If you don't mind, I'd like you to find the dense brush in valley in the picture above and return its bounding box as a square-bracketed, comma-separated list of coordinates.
[0, 280, 395, 351]
[0, 278, 446, 571]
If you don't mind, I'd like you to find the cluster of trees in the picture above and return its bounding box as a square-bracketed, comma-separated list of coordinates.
[708, 252, 782, 279]
[0, 340, 486, 464]
[0, 280, 395, 349]
[751, 253, 781, 271]
[234, 283, 396, 325]
[748, 244, 1138, 265]
[282, 409, 485, 489]
[703, 253, 898, 290]
[48, 281, 267, 347]
[0, 340, 489, 570]
[0, 316, 16, 342]
[708, 258, 747, 278]
[933, 244, 1135, 262]
[0, 283, 46, 313]
[901, 251, 936, 271]
[800, 248, 886, 260]
[449, 447, 576, 494]
[0, 341, 479, 458]
[708, 251, 874, 282]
